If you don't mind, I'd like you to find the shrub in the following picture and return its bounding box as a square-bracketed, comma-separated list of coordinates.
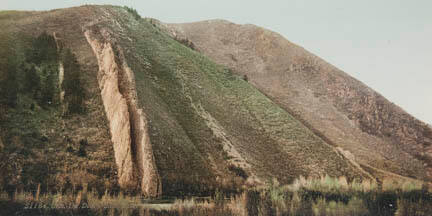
[123, 6, 141, 20]
[243, 74, 248, 82]
[363, 191, 398, 216]
[77, 139, 87, 157]
[228, 165, 248, 179]
[245, 190, 260, 215]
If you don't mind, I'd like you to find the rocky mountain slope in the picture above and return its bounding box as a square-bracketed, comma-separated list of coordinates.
[0, 5, 430, 198]
[163, 19, 432, 181]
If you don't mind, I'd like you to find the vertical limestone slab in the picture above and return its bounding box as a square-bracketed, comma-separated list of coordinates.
[85, 29, 161, 197]
[85, 31, 136, 190]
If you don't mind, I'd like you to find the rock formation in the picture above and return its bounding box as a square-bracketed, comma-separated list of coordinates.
[85, 28, 161, 197]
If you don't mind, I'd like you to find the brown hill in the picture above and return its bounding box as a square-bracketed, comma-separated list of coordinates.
[164, 19, 432, 181]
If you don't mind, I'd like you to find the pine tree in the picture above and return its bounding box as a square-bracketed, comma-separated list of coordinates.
[1, 56, 19, 107]
[41, 65, 56, 106]
[24, 64, 40, 97]
[28, 31, 58, 65]
[62, 48, 84, 114]
[0, 33, 19, 107]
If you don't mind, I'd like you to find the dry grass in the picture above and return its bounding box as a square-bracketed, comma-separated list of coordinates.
[1, 176, 431, 215]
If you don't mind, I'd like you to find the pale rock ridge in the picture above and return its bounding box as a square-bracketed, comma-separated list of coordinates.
[119, 44, 162, 198]
[84, 30, 135, 189]
[52, 32, 65, 102]
[84, 28, 161, 197]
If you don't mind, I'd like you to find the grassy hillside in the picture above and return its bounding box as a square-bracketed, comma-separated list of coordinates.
[94, 6, 368, 194]
[166, 19, 432, 182]
[0, 5, 369, 198]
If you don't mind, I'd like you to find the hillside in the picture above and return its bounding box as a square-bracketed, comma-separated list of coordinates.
[0, 5, 430, 199]
[163, 19, 432, 182]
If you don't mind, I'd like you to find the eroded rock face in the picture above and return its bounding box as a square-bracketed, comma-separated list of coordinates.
[84, 29, 161, 197]
[120, 52, 162, 197]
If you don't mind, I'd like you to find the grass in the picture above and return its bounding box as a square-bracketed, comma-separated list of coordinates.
[95, 5, 368, 195]
[1, 176, 431, 215]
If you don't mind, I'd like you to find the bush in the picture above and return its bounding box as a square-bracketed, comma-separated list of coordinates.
[243, 74, 248, 82]
[245, 190, 260, 215]
[363, 191, 397, 216]
[77, 139, 88, 157]
[228, 165, 248, 179]
[123, 6, 141, 20]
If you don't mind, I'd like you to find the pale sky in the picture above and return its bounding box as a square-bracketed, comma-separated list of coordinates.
[2, 0, 431, 125]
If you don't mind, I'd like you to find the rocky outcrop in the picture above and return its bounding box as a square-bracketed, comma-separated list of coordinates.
[84, 28, 161, 197]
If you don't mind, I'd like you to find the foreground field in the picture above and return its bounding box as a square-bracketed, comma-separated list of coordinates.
[1, 176, 431, 216]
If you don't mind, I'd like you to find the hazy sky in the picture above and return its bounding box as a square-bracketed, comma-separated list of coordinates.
[2, 0, 431, 124]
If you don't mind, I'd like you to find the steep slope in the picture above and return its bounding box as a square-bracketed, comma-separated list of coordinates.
[0, 5, 375, 197]
[84, 29, 162, 197]
[164, 20, 432, 181]
[0, 8, 119, 194]
[94, 6, 374, 194]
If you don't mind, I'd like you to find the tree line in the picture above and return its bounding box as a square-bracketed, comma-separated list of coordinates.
[0, 31, 84, 115]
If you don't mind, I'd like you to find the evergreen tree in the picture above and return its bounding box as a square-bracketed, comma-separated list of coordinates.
[0, 55, 19, 107]
[23, 64, 40, 96]
[41, 65, 56, 106]
[28, 31, 58, 65]
[62, 48, 84, 114]
[0, 33, 19, 107]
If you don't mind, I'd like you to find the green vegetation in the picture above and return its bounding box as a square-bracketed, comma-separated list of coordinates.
[27, 31, 58, 65]
[0, 31, 19, 107]
[123, 6, 141, 20]
[0, 57, 19, 107]
[23, 64, 40, 98]
[0, 30, 84, 112]
[0, 31, 60, 108]
[0, 27, 105, 196]
[62, 48, 85, 114]
[103, 5, 366, 197]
